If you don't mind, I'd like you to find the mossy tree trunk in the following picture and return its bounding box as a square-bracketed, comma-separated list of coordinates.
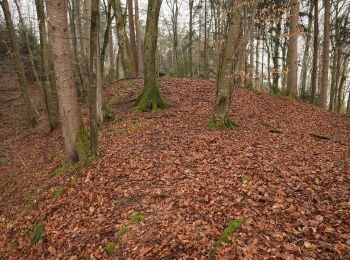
[134, 0, 169, 112]
[209, 2, 247, 129]
[46, 0, 83, 162]
[0, 0, 38, 127]
[35, 0, 58, 131]
[111, 0, 135, 78]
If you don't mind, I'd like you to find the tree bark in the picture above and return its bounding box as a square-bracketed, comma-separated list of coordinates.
[310, 0, 319, 104]
[287, 0, 299, 97]
[134, 0, 169, 112]
[208, 2, 245, 129]
[46, 0, 84, 162]
[320, 0, 330, 109]
[127, 0, 138, 75]
[189, 0, 194, 78]
[134, 0, 143, 76]
[111, 0, 135, 77]
[34, 0, 58, 131]
[1, 0, 37, 127]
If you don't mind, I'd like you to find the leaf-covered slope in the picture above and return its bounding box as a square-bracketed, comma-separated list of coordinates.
[1, 78, 349, 259]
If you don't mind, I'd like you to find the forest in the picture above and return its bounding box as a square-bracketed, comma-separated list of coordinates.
[0, 0, 349, 258]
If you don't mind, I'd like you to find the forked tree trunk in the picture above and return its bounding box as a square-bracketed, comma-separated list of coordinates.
[287, 0, 299, 97]
[34, 0, 58, 131]
[310, 0, 319, 104]
[46, 0, 84, 162]
[134, 0, 169, 112]
[208, 2, 244, 129]
[1, 0, 37, 127]
[320, 0, 330, 109]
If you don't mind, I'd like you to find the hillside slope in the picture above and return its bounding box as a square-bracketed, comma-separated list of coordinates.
[0, 78, 349, 259]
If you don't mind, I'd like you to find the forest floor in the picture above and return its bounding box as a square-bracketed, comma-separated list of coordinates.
[0, 72, 349, 259]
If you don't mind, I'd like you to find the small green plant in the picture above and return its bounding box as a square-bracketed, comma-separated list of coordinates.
[310, 183, 317, 190]
[241, 176, 250, 185]
[8, 241, 18, 249]
[208, 220, 243, 258]
[48, 186, 66, 199]
[116, 214, 145, 240]
[105, 242, 116, 255]
[30, 223, 45, 245]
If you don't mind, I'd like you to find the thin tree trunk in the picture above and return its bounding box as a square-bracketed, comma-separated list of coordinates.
[77, 0, 89, 94]
[1, 0, 37, 127]
[46, 0, 84, 162]
[320, 0, 330, 109]
[111, 0, 135, 77]
[287, 0, 299, 97]
[337, 56, 348, 112]
[272, 17, 282, 93]
[134, 0, 143, 75]
[203, 0, 209, 79]
[310, 0, 319, 104]
[128, 0, 138, 75]
[89, 0, 103, 156]
[189, 0, 194, 78]
[300, 5, 313, 99]
[134, 0, 169, 112]
[13, 0, 41, 88]
[34, 0, 58, 131]
[209, 2, 246, 128]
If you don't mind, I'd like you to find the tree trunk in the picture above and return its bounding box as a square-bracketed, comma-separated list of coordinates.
[128, 0, 138, 75]
[272, 17, 282, 93]
[134, 0, 143, 75]
[13, 0, 42, 88]
[203, 0, 209, 79]
[208, 2, 245, 129]
[112, 0, 135, 77]
[336, 56, 348, 112]
[69, 0, 84, 97]
[320, 0, 330, 109]
[1, 0, 37, 127]
[46, 0, 84, 162]
[89, 0, 104, 156]
[77, 0, 89, 94]
[249, 22, 254, 88]
[34, 0, 58, 131]
[134, 0, 169, 112]
[310, 0, 319, 104]
[287, 0, 299, 97]
[299, 5, 313, 99]
[189, 0, 194, 78]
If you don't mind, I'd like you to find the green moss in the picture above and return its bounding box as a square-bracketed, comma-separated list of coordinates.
[8, 241, 18, 249]
[102, 102, 116, 122]
[30, 222, 45, 245]
[76, 128, 91, 163]
[116, 214, 145, 240]
[105, 242, 116, 255]
[134, 87, 170, 112]
[49, 162, 70, 179]
[48, 186, 67, 199]
[209, 220, 243, 258]
[207, 115, 239, 129]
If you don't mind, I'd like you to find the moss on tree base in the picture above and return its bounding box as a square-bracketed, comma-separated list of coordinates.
[134, 87, 170, 112]
[207, 115, 239, 129]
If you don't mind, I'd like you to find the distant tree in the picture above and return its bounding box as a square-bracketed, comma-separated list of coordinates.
[287, 0, 299, 97]
[0, 0, 37, 127]
[310, 0, 319, 104]
[320, 0, 330, 109]
[134, 0, 170, 112]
